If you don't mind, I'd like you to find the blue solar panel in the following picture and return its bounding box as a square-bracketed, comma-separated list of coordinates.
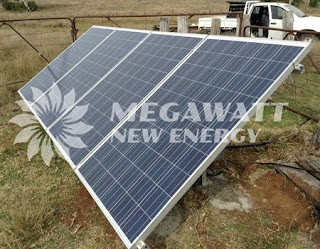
[77, 37, 308, 246]
[19, 27, 115, 103]
[30, 29, 149, 127]
[49, 33, 203, 165]
[19, 26, 311, 249]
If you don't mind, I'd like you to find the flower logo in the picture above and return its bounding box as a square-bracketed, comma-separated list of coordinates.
[10, 85, 93, 166]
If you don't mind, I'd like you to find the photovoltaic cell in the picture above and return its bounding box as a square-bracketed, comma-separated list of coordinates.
[50, 34, 202, 165]
[31, 29, 148, 127]
[77, 37, 306, 245]
[19, 27, 114, 103]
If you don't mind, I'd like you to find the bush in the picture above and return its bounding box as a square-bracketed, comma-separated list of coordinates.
[1, 0, 38, 11]
[309, 0, 319, 7]
[28, 1, 37, 10]
[2, 1, 12, 10]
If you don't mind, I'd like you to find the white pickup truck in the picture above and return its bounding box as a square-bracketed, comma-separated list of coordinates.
[198, 1, 258, 32]
[199, 1, 320, 40]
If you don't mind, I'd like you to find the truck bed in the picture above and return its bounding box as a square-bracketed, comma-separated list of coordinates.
[198, 16, 238, 31]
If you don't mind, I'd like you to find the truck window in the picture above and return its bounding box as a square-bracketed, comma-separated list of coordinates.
[252, 6, 262, 15]
[250, 6, 269, 26]
[271, 6, 285, 20]
[285, 5, 306, 17]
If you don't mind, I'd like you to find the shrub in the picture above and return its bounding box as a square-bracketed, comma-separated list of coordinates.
[2, 1, 12, 10]
[309, 0, 319, 7]
[1, 0, 38, 11]
[13, 1, 25, 11]
[28, 1, 37, 11]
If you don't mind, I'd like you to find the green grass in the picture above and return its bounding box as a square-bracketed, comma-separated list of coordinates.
[273, 73, 320, 115]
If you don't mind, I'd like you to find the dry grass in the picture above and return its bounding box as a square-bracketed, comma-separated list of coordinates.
[0, 0, 227, 87]
[0, 0, 227, 18]
[299, 4, 320, 17]
[0, 196, 56, 248]
[0, 26, 70, 90]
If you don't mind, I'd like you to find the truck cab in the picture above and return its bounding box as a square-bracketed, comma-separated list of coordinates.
[249, 3, 320, 40]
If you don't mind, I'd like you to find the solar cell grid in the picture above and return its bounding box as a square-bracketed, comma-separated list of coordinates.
[77, 36, 308, 247]
[31, 29, 149, 127]
[19, 27, 115, 102]
[49, 33, 204, 166]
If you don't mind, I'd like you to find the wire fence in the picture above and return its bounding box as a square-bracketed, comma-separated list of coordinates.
[0, 16, 319, 118]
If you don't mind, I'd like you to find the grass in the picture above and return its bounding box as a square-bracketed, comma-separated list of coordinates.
[1, 196, 56, 247]
[0, 1, 320, 248]
[0, 0, 228, 18]
[150, 188, 315, 249]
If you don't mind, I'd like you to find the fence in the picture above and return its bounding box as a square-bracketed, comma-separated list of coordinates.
[1, 13, 319, 118]
[0, 12, 243, 89]
[0, 12, 243, 42]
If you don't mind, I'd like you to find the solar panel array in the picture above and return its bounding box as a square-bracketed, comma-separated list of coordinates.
[50, 34, 203, 165]
[19, 26, 310, 248]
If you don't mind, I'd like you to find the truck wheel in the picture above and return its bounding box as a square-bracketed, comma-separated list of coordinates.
[299, 33, 317, 42]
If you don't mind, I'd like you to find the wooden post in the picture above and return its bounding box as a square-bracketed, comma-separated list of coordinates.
[177, 16, 188, 33]
[210, 18, 221, 35]
[283, 10, 294, 85]
[236, 15, 241, 37]
[242, 14, 251, 37]
[160, 17, 169, 32]
[283, 11, 294, 40]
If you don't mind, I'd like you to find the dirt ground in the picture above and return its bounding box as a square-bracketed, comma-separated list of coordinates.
[66, 153, 320, 248]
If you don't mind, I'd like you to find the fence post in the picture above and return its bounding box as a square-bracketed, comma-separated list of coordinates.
[236, 15, 241, 37]
[242, 14, 250, 37]
[160, 17, 169, 32]
[283, 11, 294, 40]
[177, 16, 188, 33]
[283, 10, 294, 84]
[210, 18, 221, 35]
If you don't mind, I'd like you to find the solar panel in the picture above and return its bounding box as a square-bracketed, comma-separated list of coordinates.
[75, 36, 310, 248]
[29, 29, 149, 128]
[19, 27, 115, 103]
[49, 33, 204, 166]
[19, 26, 311, 249]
